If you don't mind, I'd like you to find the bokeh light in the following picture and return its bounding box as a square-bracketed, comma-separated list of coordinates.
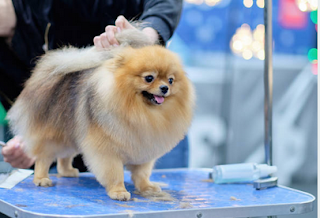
[307, 48, 318, 63]
[230, 24, 265, 60]
[310, 10, 318, 24]
[256, 0, 264, 8]
[257, 50, 265, 60]
[242, 49, 253, 60]
[185, 0, 223, 6]
[312, 62, 318, 75]
[243, 0, 253, 8]
[205, 0, 222, 6]
[296, 0, 318, 12]
[230, 24, 253, 60]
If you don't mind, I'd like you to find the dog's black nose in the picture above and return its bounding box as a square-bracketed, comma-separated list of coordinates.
[160, 85, 168, 94]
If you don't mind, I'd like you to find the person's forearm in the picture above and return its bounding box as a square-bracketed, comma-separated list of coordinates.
[0, 0, 16, 37]
[140, 0, 182, 44]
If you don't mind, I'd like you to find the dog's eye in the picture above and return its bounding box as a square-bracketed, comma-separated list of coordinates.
[168, 78, 174, 85]
[145, 75, 154, 83]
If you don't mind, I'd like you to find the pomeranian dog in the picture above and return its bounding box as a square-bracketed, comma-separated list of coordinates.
[7, 28, 195, 201]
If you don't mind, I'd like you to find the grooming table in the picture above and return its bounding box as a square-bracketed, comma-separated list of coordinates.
[0, 169, 315, 218]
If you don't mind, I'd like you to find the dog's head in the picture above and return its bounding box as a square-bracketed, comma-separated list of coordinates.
[95, 45, 194, 135]
[112, 45, 190, 107]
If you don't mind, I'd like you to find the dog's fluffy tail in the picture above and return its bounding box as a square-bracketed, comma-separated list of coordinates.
[34, 28, 154, 77]
[34, 46, 111, 76]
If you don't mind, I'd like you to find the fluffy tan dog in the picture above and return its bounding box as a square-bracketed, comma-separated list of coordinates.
[7, 29, 195, 201]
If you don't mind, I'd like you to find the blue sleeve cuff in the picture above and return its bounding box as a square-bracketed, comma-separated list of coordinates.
[141, 16, 171, 45]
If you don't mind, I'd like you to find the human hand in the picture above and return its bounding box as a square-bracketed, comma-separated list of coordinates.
[0, 0, 16, 38]
[93, 15, 159, 49]
[1, 136, 35, 169]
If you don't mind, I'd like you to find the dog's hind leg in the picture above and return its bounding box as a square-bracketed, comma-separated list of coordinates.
[57, 155, 79, 177]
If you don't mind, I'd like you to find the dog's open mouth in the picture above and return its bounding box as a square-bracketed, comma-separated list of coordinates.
[142, 91, 164, 105]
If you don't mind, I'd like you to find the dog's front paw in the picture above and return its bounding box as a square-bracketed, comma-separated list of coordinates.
[58, 168, 79, 177]
[33, 177, 53, 187]
[140, 182, 162, 194]
[108, 190, 131, 201]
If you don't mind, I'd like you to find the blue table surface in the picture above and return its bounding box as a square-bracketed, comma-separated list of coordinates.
[0, 169, 315, 217]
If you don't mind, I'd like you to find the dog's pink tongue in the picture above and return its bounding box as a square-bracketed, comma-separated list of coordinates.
[154, 95, 164, 104]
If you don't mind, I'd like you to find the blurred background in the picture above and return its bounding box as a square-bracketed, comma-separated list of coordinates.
[0, 0, 317, 217]
[167, 0, 317, 217]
